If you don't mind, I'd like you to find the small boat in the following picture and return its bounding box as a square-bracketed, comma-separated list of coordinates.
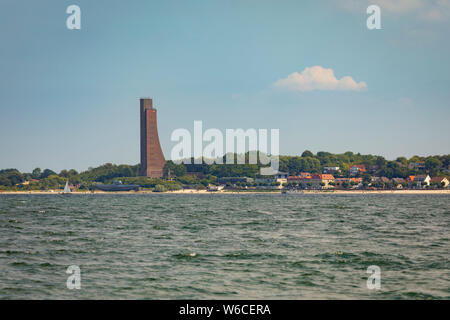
[62, 181, 72, 195]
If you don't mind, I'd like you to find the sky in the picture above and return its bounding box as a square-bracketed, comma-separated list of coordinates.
[0, 0, 449, 172]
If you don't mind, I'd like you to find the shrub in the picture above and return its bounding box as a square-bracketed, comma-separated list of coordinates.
[153, 184, 167, 192]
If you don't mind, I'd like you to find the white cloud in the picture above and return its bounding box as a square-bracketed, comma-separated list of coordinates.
[274, 66, 367, 92]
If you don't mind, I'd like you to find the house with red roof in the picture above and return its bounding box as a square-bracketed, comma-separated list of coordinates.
[287, 173, 334, 189]
[430, 177, 449, 188]
[287, 172, 312, 182]
[310, 174, 335, 189]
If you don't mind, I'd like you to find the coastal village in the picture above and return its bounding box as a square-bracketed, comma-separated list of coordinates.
[1, 159, 449, 194]
[1, 99, 449, 194]
[204, 163, 450, 192]
[236, 164, 449, 191]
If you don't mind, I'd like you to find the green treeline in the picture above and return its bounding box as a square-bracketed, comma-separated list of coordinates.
[0, 151, 449, 191]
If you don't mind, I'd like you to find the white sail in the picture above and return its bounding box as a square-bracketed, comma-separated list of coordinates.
[64, 181, 71, 193]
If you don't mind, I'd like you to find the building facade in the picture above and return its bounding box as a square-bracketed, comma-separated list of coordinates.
[310, 174, 335, 189]
[349, 164, 366, 175]
[140, 98, 166, 178]
[287, 173, 335, 189]
[323, 167, 340, 174]
[430, 176, 449, 188]
[413, 175, 431, 188]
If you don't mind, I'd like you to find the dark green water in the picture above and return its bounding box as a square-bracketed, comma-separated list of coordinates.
[0, 194, 449, 299]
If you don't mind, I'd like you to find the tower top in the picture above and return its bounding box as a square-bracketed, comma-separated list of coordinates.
[140, 98, 153, 110]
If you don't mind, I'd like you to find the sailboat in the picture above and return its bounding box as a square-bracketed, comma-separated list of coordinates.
[62, 181, 72, 195]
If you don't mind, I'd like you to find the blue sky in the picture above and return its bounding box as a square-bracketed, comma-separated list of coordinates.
[1, 0, 449, 172]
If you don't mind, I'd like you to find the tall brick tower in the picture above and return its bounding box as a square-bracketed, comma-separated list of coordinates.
[140, 98, 166, 178]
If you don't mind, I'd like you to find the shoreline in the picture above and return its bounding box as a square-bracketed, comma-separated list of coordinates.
[1, 190, 449, 195]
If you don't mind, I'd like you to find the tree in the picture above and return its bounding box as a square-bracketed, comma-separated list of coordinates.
[396, 157, 407, 165]
[0, 169, 24, 186]
[287, 157, 303, 174]
[117, 165, 134, 177]
[196, 184, 206, 190]
[32, 168, 42, 179]
[285, 156, 320, 174]
[59, 170, 69, 178]
[0, 177, 11, 186]
[376, 156, 386, 168]
[362, 174, 372, 185]
[301, 150, 314, 158]
[68, 169, 78, 176]
[425, 157, 442, 174]
[41, 169, 56, 179]
[362, 173, 372, 188]
[153, 184, 167, 192]
[174, 165, 187, 177]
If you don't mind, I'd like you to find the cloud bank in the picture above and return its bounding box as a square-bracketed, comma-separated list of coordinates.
[274, 66, 367, 92]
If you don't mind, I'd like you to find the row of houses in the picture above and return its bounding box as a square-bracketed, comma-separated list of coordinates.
[405, 175, 449, 188]
[216, 169, 449, 190]
[286, 172, 449, 189]
[321, 165, 366, 175]
[287, 173, 361, 189]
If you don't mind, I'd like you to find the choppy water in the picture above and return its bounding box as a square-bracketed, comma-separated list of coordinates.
[0, 194, 449, 299]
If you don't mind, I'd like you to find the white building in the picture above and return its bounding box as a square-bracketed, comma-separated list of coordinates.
[323, 167, 340, 173]
[413, 175, 431, 188]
